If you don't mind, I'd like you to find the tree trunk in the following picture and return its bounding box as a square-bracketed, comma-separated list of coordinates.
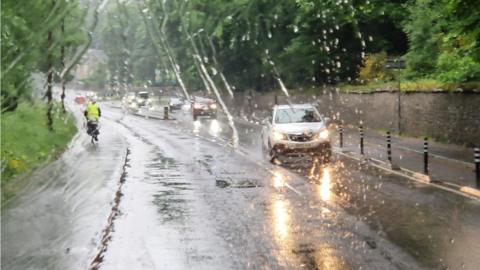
[60, 17, 66, 113]
[46, 19, 54, 131]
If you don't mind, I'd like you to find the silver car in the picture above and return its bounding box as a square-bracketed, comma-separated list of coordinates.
[261, 104, 331, 163]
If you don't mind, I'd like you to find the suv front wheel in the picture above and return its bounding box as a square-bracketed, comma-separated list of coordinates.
[267, 142, 277, 163]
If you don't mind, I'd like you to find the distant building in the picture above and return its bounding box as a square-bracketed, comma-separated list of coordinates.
[74, 49, 107, 80]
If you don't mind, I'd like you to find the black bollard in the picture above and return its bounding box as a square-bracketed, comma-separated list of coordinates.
[339, 123, 343, 148]
[387, 131, 392, 163]
[164, 106, 169, 120]
[359, 124, 364, 155]
[274, 95, 278, 105]
[423, 137, 429, 175]
[475, 147, 480, 188]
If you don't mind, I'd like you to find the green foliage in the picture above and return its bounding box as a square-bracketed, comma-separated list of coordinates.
[98, 3, 164, 91]
[359, 53, 394, 82]
[400, 79, 444, 91]
[435, 52, 480, 83]
[1, 102, 77, 203]
[403, 0, 480, 82]
[97, 0, 478, 93]
[403, 0, 441, 77]
[337, 81, 400, 93]
[95, 0, 410, 93]
[82, 63, 108, 88]
[337, 79, 479, 92]
[1, 0, 87, 113]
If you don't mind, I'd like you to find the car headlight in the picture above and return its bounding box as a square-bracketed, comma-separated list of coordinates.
[316, 129, 329, 140]
[193, 104, 202, 109]
[210, 104, 217, 109]
[273, 131, 288, 141]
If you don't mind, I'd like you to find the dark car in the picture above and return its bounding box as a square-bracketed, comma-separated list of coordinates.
[191, 96, 217, 120]
[169, 96, 184, 110]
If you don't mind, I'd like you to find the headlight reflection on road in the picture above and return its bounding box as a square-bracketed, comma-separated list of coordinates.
[273, 171, 285, 188]
[319, 167, 332, 202]
[273, 199, 290, 241]
[209, 119, 220, 136]
[193, 120, 201, 133]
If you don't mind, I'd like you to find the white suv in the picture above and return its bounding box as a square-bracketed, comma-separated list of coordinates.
[261, 104, 331, 163]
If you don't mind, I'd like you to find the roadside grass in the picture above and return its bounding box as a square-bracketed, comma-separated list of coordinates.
[336, 81, 398, 93]
[336, 80, 480, 93]
[266, 79, 480, 95]
[1, 102, 77, 204]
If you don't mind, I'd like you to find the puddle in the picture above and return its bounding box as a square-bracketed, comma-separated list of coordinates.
[152, 192, 191, 223]
[291, 244, 319, 269]
[215, 179, 231, 188]
[196, 159, 213, 175]
[161, 182, 194, 191]
[215, 176, 262, 189]
[292, 244, 316, 255]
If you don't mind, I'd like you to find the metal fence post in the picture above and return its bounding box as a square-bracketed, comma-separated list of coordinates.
[164, 106, 169, 120]
[423, 137, 429, 175]
[359, 123, 364, 155]
[339, 123, 343, 148]
[387, 131, 392, 163]
[475, 147, 480, 188]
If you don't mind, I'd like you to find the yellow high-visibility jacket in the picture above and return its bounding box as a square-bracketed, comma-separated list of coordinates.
[85, 102, 101, 120]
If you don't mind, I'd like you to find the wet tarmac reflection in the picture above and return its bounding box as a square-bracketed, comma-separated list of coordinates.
[209, 119, 220, 137]
[193, 120, 201, 133]
[273, 171, 285, 189]
[273, 199, 290, 240]
[319, 167, 332, 202]
[269, 163, 349, 269]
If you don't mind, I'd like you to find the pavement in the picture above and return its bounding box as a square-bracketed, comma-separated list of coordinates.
[2, 96, 480, 270]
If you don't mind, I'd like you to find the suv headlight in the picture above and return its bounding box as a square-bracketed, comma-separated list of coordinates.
[316, 129, 329, 140]
[273, 131, 288, 141]
[210, 104, 217, 109]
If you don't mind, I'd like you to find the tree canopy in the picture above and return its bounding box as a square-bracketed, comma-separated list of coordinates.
[1, 0, 88, 113]
[5, 0, 479, 105]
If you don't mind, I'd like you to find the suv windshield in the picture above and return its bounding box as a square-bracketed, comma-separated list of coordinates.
[138, 92, 149, 99]
[275, 108, 322, 124]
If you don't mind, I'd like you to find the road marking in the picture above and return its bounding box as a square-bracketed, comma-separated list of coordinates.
[460, 187, 480, 198]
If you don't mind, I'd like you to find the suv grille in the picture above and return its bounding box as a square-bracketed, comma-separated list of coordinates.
[289, 134, 313, 142]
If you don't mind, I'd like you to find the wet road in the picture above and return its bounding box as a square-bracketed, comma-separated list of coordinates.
[2, 101, 480, 270]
